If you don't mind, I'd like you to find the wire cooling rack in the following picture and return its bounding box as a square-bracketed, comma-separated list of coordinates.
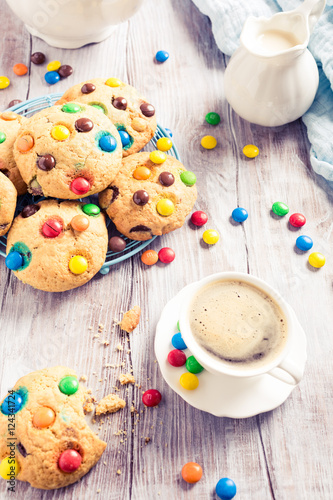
[0, 93, 180, 274]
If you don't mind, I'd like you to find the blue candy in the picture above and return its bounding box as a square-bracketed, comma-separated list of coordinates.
[99, 134, 117, 152]
[172, 332, 187, 350]
[296, 235, 313, 251]
[156, 50, 169, 63]
[1, 392, 24, 415]
[165, 128, 173, 138]
[5, 251, 23, 271]
[44, 71, 60, 85]
[119, 130, 131, 147]
[216, 478, 237, 500]
[232, 207, 248, 223]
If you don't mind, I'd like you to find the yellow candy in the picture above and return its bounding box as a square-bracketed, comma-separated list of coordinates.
[0, 457, 20, 480]
[47, 60, 61, 72]
[156, 137, 173, 152]
[133, 166, 151, 180]
[308, 252, 325, 268]
[150, 150, 166, 164]
[105, 78, 122, 87]
[0, 76, 10, 90]
[180, 372, 199, 390]
[156, 199, 174, 216]
[203, 229, 219, 245]
[51, 125, 70, 141]
[201, 135, 217, 149]
[69, 255, 88, 274]
[243, 144, 259, 158]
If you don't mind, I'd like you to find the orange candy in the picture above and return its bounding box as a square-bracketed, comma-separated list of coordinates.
[141, 249, 158, 266]
[133, 166, 151, 180]
[17, 135, 34, 152]
[33, 407, 56, 428]
[181, 462, 203, 483]
[71, 215, 90, 232]
[13, 63, 28, 76]
[1, 112, 18, 121]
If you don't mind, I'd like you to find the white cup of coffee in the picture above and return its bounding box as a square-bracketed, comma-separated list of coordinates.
[179, 272, 303, 385]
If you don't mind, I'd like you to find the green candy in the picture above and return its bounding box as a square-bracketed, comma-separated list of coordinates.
[177, 320, 180, 332]
[180, 171, 196, 186]
[272, 201, 289, 216]
[62, 103, 81, 113]
[0, 132, 6, 144]
[186, 355, 204, 374]
[90, 104, 106, 114]
[58, 376, 79, 395]
[82, 203, 100, 216]
[205, 112, 221, 125]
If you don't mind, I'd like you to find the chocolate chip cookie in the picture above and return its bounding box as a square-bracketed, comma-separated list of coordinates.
[0, 111, 27, 195]
[0, 171, 17, 236]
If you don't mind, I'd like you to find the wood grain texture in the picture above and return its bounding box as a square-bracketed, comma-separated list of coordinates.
[0, 0, 332, 498]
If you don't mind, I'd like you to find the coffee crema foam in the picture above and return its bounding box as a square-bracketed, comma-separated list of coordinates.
[190, 280, 287, 370]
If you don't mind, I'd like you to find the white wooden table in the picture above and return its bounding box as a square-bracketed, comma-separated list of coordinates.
[0, 0, 332, 498]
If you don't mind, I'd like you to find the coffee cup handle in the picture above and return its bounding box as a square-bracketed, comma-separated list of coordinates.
[268, 359, 303, 385]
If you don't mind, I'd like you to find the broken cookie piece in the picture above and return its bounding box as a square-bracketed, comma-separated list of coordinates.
[96, 394, 126, 415]
[119, 373, 135, 385]
[119, 305, 141, 333]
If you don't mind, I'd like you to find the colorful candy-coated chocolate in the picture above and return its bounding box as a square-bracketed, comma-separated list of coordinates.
[44, 71, 60, 85]
[5, 251, 23, 271]
[172, 332, 187, 350]
[181, 462, 203, 484]
[180, 372, 199, 390]
[289, 213, 306, 227]
[2, 112, 18, 121]
[203, 229, 219, 245]
[21, 204, 40, 218]
[58, 65, 73, 78]
[71, 215, 89, 232]
[51, 125, 70, 141]
[70, 177, 90, 195]
[112, 96, 127, 110]
[191, 210, 208, 226]
[243, 144, 259, 158]
[13, 63, 28, 76]
[150, 150, 166, 164]
[158, 247, 175, 263]
[308, 252, 325, 268]
[108, 236, 126, 252]
[205, 112, 221, 125]
[62, 102, 81, 114]
[133, 166, 151, 180]
[75, 118, 94, 133]
[119, 130, 131, 147]
[8, 100, 22, 108]
[1, 391, 24, 415]
[156, 199, 175, 216]
[42, 219, 63, 238]
[156, 137, 172, 151]
[69, 255, 88, 274]
[58, 376, 79, 395]
[141, 249, 158, 266]
[58, 449, 82, 473]
[296, 235, 313, 251]
[232, 207, 248, 223]
[105, 78, 122, 87]
[177, 320, 180, 331]
[0, 457, 20, 480]
[155, 50, 169, 62]
[133, 190, 149, 206]
[37, 154, 56, 171]
[186, 355, 204, 374]
[0, 132, 6, 144]
[142, 389, 162, 407]
[91, 104, 105, 114]
[159, 172, 174, 186]
[140, 103, 155, 117]
[201, 135, 217, 149]
[82, 203, 100, 216]
[165, 128, 173, 137]
[17, 135, 34, 152]
[99, 134, 117, 152]
[81, 83, 96, 94]
[33, 407, 56, 428]
[167, 349, 186, 367]
[31, 52, 45, 65]
[47, 60, 61, 72]
[0, 76, 10, 89]
[216, 478, 237, 500]
[272, 201, 289, 216]
[180, 171, 196, 186]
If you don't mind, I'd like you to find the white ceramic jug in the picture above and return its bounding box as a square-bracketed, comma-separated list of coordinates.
[6, 0, 145, 49]
[224, 0, 326, 127]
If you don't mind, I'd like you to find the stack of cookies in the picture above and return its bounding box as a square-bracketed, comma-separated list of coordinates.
[1, 78, 197, 292]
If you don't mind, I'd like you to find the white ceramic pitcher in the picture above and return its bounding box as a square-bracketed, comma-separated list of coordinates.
[224, 0, 326, 127]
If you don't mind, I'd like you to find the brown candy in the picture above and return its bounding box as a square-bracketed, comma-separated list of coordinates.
[112, 97, 127, 110]
[133, 190, 149, 206]
[129, 225, 151, 233]
[159, 172, 175, 186]
[58, 65, 73, 78]
[29, 179, 43, 196]
[75, 118, 94, 133]
[21, 204, 40, 218]
[8, 99, 22, 108]
[81, 83, 96, 94]
[31, 52, 45, 65]
[140, 103, 155, 117]
[37, 154, 56, 171]
[108, 236, 126, 252]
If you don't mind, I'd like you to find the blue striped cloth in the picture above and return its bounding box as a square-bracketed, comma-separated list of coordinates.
[192, 0, 333, 188]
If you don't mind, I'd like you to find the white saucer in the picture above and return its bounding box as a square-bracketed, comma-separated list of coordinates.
[155, 282, 307, 418]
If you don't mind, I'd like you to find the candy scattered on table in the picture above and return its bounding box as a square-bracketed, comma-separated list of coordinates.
[16, 135, 34, 152]
[13, 63, 28, 76]
[165, 127, 173, 137]
[180, 372, 199, 390]
[82, 203, 100, 216]
[216, 478, 237, 500]
[47, 60, 61, 72]
[243, 144, 259, 158]
[69, 255, 88, 274]
[181, 462, 203, 483]
[70, 177, 90, 195]
[141, 249, 159, 266]
[308, 252, 325, 268]
[71, 215, 90, 232]
[172, 332, 187, 350]
[232, 207, 248, 223]
[44, 71, 60, 85]
[5, 251, 23, 270]
[42, 219, 63, 238]
[58, 375, 79, 395]
[109, 236, 126, 252]
[150, 150, 166, 164]
[296, 235, 313, 251]
[205, 112, 221, 125]
[272, 201, 289, 216]
[8, 99, 22, 107]
[191, 210, 208, 226]
[289, 213, 306, 227]
[156, 137, 173, 151]
[0, 76, 10, 89]
[0, 457, 20, 480]
[58, 65, 73, 78]
[58, 450, 82, 473]
[33, 407, 56, 428]
[156, 198, 175, 216]
[158, 247, 175, 263]
[180, 171, 196, 186]
[142, 389, 162, 407]
[186, 355, 204, 374]
[201, 135, 217, 149]
[167, 349, 186, 367]
[155, 50, 169, 63]
[31, 52, 46, 65]
[203, 229, 219, 245]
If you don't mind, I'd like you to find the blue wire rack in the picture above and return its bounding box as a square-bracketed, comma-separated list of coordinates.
[0, 93, 181, 274]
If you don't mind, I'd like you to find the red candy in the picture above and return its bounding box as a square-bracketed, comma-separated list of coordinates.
[167, 349, 186, 367]
[191, 210, 208, 226]
[142, 389, 162, 407]
[158, 247, 175, 264]
[42, 219, 63, 238]
[70, 177, 90, 195]
[289, 213, 306, 228]
[58, 449, 82, 473]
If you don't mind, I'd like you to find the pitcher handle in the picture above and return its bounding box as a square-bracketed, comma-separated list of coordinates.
[296, 0, 326, 34]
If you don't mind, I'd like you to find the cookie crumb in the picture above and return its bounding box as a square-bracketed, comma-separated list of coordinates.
[119, 306, 141, 333]
[144, 437, 151, 445]
[80, 374, 87, 382]
[119, 373, 135, 385]
[96, 394, 126, 415]
[116, 469, 121, 475]
[116, 343, 123, 351]
[97, 488, 101, 493]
